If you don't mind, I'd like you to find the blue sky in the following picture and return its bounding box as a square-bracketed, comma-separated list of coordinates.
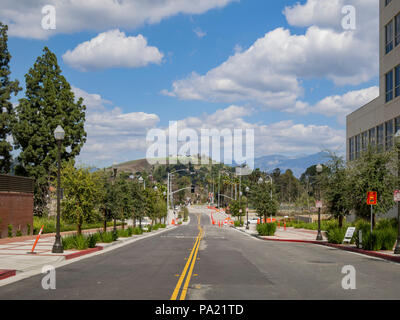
[3, 0, 380, 167]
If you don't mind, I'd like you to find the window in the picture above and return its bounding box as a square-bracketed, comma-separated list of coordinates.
[396, 14, 400, 47]
[385, 0, 392, 6]
[395, 65, 400, 98]
[385, 120, 394, 150]
[386, 21, 393, 54]
[377, 124, 384, 152]
[369, 127, 376, 146]
[355, 134, 361, 159]
[349, 137, 355, 161]
[362, 131, 368, 152]
[386, 70, 393, 102]
[396, 117, 400, 134]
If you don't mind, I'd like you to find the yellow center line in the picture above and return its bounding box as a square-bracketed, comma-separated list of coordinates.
[170, 213, 203, 301]
[179, 226, 203, 300]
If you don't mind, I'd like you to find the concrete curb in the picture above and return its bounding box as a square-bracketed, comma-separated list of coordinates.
[0, 270, 16, 280]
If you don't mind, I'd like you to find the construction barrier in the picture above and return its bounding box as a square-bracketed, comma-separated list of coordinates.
[29, 225, 44, 254]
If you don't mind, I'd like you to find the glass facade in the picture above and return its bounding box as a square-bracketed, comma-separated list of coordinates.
[349, 137, 354, 161]
[386, 70, 393, 102]
[362, 131, 368, 152]
[395, 65, 400, 98]
[369, 127, 376, 146]
[396, 14, 400, 47]
[377, 124, 384, 152]
[385, 120, 394, 150]
[386, 20, 393, 54]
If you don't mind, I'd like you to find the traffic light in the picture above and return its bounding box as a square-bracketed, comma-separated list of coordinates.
[191, 185, 195, 193]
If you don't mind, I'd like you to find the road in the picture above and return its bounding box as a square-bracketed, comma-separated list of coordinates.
[0, 206, 399, 300]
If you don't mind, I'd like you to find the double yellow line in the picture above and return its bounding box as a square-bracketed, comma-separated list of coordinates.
[170, 215, 203, 300]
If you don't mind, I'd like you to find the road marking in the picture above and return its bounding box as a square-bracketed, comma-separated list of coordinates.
[179, 226, 203, 300]
[170, 213, 203, 301]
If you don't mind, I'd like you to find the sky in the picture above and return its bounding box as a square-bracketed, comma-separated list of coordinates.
[3, 0, 380, 168]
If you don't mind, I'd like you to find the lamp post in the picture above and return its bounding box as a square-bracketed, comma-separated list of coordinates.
[316, 164, 323, 241]
[112, 162, 118, 234]
[245, 186, 250, 229]
[52, 125, 65, 253]
[259, 174, 273, 223]
[394, 131, 400, 254]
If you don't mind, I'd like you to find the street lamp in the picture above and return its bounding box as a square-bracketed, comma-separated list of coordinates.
[52, 125, 65, 253]
[316, 163, 323, 241]
[112, 162, 118, 234]
[245, 186, 250, 229]
[394, 131, 400, 254]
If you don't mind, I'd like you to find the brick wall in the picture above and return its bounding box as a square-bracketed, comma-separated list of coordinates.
[0, 192, 34, 238]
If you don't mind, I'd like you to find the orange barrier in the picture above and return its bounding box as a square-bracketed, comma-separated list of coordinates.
[284, 221, 287, 231]
[30, 225, 44, 254]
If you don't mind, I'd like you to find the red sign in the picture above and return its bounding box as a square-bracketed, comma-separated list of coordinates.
[394, 190, 400, 202]
[367, 192, 377, 205]
[316, 201, 323, 209]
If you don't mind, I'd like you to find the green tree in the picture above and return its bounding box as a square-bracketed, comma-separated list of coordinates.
[321, 154, 351, 227]
[60, 162, 101, 235]
[229, 199, 246, 224]
[250, 183, 279, 223]
[115, 173, 134, 229]
[0, 23, 21, 173]
[348, 145, 396, 227]
[95, 170, 115, 232]
[13, 47, 86, 216]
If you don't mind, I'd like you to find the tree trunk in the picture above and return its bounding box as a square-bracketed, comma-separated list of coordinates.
[339, 215, 344, 228]
[103, 219, 107, 233]
[77, 224, 82, 236]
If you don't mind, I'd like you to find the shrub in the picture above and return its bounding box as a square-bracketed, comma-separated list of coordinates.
[377, 228, 397, 250]
[257, 223, 277, 236]
[87, 234, 97, 248]
[234, 221, 243, 227]
[98, 231, 115, 243]
[112, 231, 118, 241]
[160, 224, 166, 228]
[16, 229, 22, 237]
[133, 227, 143, 235]
[153, 224, 159, 231]
[147, 225, 153, 232]
[27, 224, 31, 235]
[326, 227, 347, 244]
[8, 224, 13, 238]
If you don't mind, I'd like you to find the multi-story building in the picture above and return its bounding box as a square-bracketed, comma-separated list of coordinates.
[346, 0, 400, 218]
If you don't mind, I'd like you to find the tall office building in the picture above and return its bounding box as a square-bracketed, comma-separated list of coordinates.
[347, 0, 400, 162]
[346, 0, 399, 219]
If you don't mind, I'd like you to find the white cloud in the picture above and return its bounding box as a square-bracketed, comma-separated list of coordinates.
[72, 87, 160, 166]
[163, 0, 379, 113]
[63, 30, 163, 71]
[286, 86, 379, 125]
[0, 0, 236, 39]
[194, 27, 207, 38]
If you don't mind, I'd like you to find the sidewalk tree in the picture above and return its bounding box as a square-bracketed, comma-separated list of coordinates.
[60, 162, 101, 235]
[321, 153, 351, 227]
[13, 47, 86, 216]
[0, 23, 21, 173]
[250, 183, 279, 223]
[229, 199, 246, 223]
[95, 170, 115, 232]
[348, 145, 396, 228]
[115, 173, 134, 229]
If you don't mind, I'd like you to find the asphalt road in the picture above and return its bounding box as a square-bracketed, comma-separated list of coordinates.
[0, 206, 400, 300]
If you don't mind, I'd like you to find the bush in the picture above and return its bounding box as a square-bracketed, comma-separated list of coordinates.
[326, 227, 347, 244]
[153, 224, 159, 231]
[27, 224, 31, 235]
[377, 228, 397, 250]
[97, 231, 115, 243]
[16, 229, 22, 237]
[160, 224, 167, 228]
[117, 229, 131, 238]
[257, 223, 277, 236]
[133, 227, 143, 235]
[234, 221, 243, 227]
[62, 234, 94, 250]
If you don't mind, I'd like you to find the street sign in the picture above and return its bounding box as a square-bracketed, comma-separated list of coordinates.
[343, 227, 356, 244]
[316, 201, 323, 208]
[367, 191, 377, 205]
[394, 190, 400, 202]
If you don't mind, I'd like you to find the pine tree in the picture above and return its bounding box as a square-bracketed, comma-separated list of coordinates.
[0, 23, 21, 173]
[13, 47, 86, 216]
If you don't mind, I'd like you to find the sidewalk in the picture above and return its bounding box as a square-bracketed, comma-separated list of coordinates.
[234, 225, 400, 264]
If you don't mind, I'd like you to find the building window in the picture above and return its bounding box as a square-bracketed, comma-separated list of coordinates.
[386, 20, 393, 54]
[395, 65, 400, 98]
[385, 0, 392, 6]
[362, 131, 368, 152]
[386, 70, 393, 102]
[396, 14, 400, 47]
[355, 134, 361, 159]
[377, 124, 384, 152]
[349, 137, 355, 161]
[385, 120, 394, 150]
[369, 127, 376, 146]
[395, 117, 400, 137]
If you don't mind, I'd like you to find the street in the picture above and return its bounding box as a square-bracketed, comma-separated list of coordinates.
[0, 207, 399, 300]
